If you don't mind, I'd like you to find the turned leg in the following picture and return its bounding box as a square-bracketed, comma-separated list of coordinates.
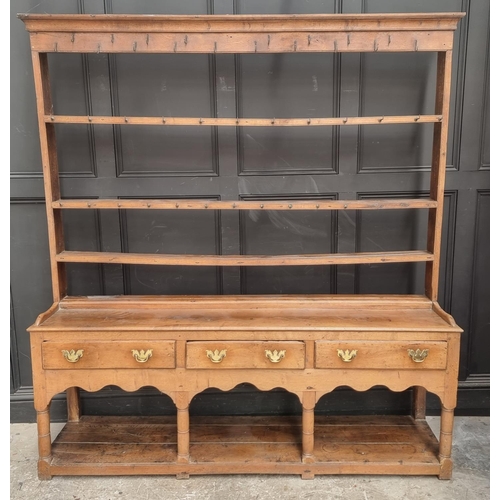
[412, 386, 427, 420]
[66, 387, 81, 422]
[301, 392, 315, 479]
[438, 406, 455, 479]
[36, 405, 52, 480]
[176, 393, 190, 479]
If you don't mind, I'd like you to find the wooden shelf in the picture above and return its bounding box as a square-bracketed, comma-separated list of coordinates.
[45, 115, 442, 126]
[55, 250, 434, 267]
[32, 294, 458, 333]
[49, 415, 440, 476]
[53, 198, 438, 211]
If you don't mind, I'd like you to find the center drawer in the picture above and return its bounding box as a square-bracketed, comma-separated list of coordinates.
[315, 340, 447, 370]
[42, 340, 175, 369]
[186, 341, 305, 369]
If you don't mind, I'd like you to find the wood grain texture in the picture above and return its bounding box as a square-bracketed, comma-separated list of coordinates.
[46, 115, 443, 126]
[413, 386, 427, 420]
[30, 53, 66, 301]
[315, 341, 447, 370]
[42, 340, 175, 369]
[55, 250, 434, 266]
[426, 51, 454, 301]
[56, 294, 436, 310]
[46, 415, 441, 475]
[53, 198, 438, 211]
[19, 13, 465, 33]
[28, 295, 461, 333]
[29, 294, 461, 415]
[66, 387, 81, 422]
[27, 30, 454, 54]
[186, 341, 305, 369]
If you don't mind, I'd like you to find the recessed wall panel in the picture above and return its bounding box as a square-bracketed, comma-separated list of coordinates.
[121, 206, 221, 294]
[241, 196, 337, 293]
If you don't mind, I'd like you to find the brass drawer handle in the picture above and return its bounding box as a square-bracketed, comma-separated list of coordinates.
[265, 349, 286, 363]
[131, 349, 153, 363]
[337, 349, 357, 362]
[206, 349, 227, 363]
[408, 349, 429, 363]
[61, 349, 84, 363]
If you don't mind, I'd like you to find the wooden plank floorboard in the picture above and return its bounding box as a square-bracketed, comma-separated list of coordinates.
[50, 415, 439, 469]
[314, 442, 439, 464]
[314, 425, 436, 444]
[190, 443, 303, 463]
[51, 443, 177, 464]
[190, 425, 302, 443]
[55, 427, 178, 444]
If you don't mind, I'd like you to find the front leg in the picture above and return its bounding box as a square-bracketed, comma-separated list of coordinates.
[438, 405, 455, 479]
[36, 404, 52, 480]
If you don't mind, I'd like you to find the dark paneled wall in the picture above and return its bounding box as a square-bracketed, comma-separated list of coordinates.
[10, 0, 489, 421]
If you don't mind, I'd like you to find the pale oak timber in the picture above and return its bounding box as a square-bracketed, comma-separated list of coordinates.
[41, 340, 175, 370]
[55, 250, 434, 266]
[56, 294, 437, 310]
[28, 295, 460, 333]
[30, 54, 65, 303]
[52, 198, 438, 211]
[18, 13, 465, 33]
[27, 30, 454, 54]
[45, 115, 442, 126]
[413, 386, 428, 420]
[19, 12, 464, 481]
[185, 341, 305, 370]
[31, 47, 78, 424]
[46, 415, 442, 476]
[426, 54, 454, 302]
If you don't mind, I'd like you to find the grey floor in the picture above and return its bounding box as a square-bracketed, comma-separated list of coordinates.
[11, 416, 489, 500]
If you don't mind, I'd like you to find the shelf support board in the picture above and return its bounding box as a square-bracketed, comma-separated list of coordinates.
[52, 199, 438, 211]
[55, 250, 434, 266]
[44, 115, 442, 126]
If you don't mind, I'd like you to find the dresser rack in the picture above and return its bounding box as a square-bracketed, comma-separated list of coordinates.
[19, 12, 464, 480]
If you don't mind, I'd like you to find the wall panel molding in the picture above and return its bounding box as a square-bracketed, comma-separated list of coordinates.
[239, 193, 339, 294]
[479, 40, 490, 170]
[357, 0, 469, 174]
[106, 0, 219, 178]
[354, 191, 457, 311]
[10, 291, 21, 394]
[235, 54, 341, 176]
[466, 189, 490, 377]
[119, 196, 223, 294]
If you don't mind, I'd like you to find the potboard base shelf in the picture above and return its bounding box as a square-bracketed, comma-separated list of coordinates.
[47, 415, 441, 477]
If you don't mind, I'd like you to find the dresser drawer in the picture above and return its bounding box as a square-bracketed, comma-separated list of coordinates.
[315, 341, 447, 370]
[186, 341, 305, 369]
[42, 341, 175, 369]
